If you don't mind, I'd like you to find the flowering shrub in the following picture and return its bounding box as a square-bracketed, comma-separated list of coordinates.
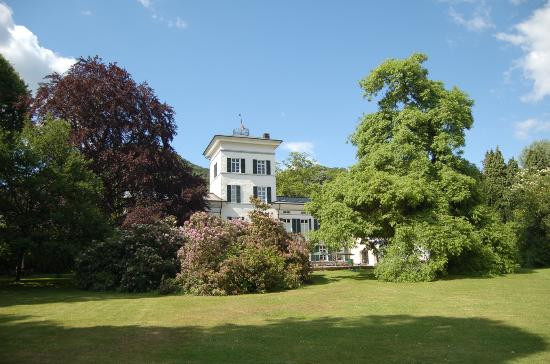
[178, 201, 312, 295]
[76, 217, 184, 292]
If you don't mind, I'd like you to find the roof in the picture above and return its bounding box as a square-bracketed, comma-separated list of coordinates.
[274, 196, 311, 204]
[205, 192, 223, 201]
[203, 134, 283, 157]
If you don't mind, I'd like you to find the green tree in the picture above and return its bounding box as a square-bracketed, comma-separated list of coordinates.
[0, 54, 29, 133]
[513, 168, 550, 267]
[307, 53, 517, 281]
[520, 140, 550, 171]
[276, 152, 344, 198]
[0, 119, 108, 280]
[481, 147, 518, 222]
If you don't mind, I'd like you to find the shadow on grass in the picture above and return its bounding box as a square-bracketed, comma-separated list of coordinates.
[0, 275, 156, 308]
[441, 268, 539, 281]
[309, 269, 376, 286]
[0, 313, 546, 364]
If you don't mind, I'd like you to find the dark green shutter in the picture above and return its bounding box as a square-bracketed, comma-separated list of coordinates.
[314, 219, 319, 230]
[266, 160, 271, 175]
[267, 187, 272, 203]
[241, 158, 245, 173]
[253, 159, 257, 174]
[309, 219, 312, 231]
[227, 185, 232, 202]
[227, 158, 231, 173]
[236, 185, 241, 203]
[253, 186, 258, 198]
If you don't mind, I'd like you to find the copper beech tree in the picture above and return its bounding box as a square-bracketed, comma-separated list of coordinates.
[32, 57, 206, 225]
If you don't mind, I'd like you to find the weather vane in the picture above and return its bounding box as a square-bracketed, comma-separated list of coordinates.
[233, 114, 249, 136]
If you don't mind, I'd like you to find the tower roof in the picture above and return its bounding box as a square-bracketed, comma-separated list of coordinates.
[203, 134, 282, 158]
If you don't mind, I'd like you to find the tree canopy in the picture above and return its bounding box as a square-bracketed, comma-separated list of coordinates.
[276, 152, 344, 198]
[0, 119, 108, 280]
[0, 54, 30, 133]
[307, 53, 517, 281]
[31, 57, 206, 224]
[520, 140, 550, 171]
[481, 147, 518, 222]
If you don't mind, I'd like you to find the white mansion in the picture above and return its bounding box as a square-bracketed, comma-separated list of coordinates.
[203, 125, 377, 266]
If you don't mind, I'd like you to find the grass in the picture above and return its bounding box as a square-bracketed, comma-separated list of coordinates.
[1, 269, 550, 363]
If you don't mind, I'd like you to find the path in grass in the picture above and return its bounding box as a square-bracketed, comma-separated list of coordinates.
[1, 269, 549, 363]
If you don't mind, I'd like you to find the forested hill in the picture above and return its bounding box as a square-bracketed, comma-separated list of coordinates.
[183, 159, 209, 181]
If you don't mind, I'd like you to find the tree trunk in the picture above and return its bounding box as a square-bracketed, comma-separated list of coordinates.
[15, 252, 24, 282]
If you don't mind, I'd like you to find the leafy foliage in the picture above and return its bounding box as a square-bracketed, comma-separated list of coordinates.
[32, 56, 206, 224]
[481, 148, 518, 222]
[179, 201, 311, 295]
[512, 168, 550, 267]
[276, 152, 345, 198]
[0, 54, 30, 133]
[75, 217, 184, 292]
[0, 118, 108, 279]
[308, 53, 518, 281]
[520, 140, 550, 171]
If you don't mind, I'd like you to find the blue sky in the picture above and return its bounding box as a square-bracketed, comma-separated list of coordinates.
[1, 0, 549, 168]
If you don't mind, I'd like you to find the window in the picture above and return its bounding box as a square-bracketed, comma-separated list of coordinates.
[282, 210, 290, 214]
[253, 186, 271, 203]
[256, 186, 267, 202]
[230, 158, 240, 173]
[253, 159, 271, 175]
[256, 160, 266, 175]
[227, 185, 241, 203]
[213, 163, 218, 177]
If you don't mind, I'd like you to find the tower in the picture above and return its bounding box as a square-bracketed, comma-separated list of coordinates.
[203, 125, 281, 219]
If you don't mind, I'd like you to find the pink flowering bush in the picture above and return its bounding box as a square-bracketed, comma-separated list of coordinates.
[179, 200, 312, 295]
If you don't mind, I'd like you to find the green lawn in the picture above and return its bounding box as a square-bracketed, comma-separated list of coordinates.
[1, 269, 549, 363]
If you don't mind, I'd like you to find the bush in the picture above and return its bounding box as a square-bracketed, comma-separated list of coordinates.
[178, 201, 312, 295]
[75, 217, 183, 292]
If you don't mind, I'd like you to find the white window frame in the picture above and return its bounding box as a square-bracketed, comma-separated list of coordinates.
[256, 160, 266, 175]
[230, 158, 240, 173]
[256, 186, 267, 203]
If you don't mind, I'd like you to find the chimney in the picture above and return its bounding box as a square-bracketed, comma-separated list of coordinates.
[262, 133, 270, 139]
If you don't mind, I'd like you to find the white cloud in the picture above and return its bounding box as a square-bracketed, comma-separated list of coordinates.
[81, 10, 92, 16]
[514, 118, 550, 139]
[0, 3, 75, 91]
[136, 0, 187, 30]
[137, 0, 152, 9]
[448, 1, 494, 32]
[282, 142, 315, 155]
[510, 0, 527, 5]
[168, 16, 187, 29]
[496, 1, 550, 102]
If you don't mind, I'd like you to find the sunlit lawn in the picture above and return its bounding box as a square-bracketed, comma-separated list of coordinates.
[1, 268, 549, 363]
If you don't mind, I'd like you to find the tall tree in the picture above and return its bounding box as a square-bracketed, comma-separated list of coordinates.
[32, 57, 206, 224]
[520, 140, 550, 171]
[0, 119, 108, 280]
[276, 152, 344, 198]
[481, 148, 518, 222]
[0, 54, 30, 132]
[513, 168, 550, 267]
[308, 54, 517, 281]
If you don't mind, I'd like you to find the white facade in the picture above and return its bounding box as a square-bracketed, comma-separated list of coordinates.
[203, 128, 376, 266]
